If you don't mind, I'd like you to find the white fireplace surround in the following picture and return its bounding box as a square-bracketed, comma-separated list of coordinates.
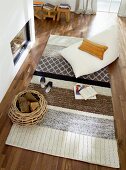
[0, 0, 35, 102]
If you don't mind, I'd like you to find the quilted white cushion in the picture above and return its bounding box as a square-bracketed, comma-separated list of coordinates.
[60, 25, 119, 78]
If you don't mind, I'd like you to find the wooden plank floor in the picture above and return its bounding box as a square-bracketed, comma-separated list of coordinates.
[0, 12, 126, 170]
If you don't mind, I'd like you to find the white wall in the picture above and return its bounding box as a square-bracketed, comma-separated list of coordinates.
[0, 0, 35, 102]
[118, 0, 126, 17]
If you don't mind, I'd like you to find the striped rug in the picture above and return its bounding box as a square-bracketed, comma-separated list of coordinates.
[6, 79, 120, 168]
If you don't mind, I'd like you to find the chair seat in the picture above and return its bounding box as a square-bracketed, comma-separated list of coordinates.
[42, 6, 57, 20]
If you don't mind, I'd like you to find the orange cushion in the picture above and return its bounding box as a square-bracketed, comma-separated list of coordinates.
[79, 39, 108, 60]
[34, 1, 44, 5]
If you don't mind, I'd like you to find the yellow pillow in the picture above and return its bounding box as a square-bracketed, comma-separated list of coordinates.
[79, 39, 108, 60]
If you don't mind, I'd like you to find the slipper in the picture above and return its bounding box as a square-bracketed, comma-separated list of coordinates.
[40, 76, 46, 88]
[45, 81, 53, 93]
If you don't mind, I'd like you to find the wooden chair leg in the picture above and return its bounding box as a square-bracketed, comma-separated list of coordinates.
[67, 12, 70, 22]
[65, 12, 69, 22]
[57, 12, 60, 21]
[53, 15, 55, 21]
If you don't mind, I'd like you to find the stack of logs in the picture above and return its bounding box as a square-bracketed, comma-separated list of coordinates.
[18, 92, 40, 113]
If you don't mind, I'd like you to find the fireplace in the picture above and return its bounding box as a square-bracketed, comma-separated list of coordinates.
[10, 21, 31, 65]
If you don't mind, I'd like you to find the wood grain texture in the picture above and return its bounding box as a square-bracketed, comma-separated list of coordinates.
[0, 12, 126, 170]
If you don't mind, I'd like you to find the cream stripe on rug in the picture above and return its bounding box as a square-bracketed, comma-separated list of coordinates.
[48, 105, 113, 119]
[47, 34, 83, 47]
[6, 106, 119, 168]
[6, 125, 119, 168]
[31, 75, 112, 96]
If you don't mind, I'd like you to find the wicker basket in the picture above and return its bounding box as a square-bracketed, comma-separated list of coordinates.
[8, 90, 47, 126]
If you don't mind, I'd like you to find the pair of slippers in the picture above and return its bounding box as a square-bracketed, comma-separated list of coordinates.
[40, 76, 53, 93]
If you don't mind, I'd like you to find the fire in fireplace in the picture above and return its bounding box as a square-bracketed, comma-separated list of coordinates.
[10, 21, 30, 65]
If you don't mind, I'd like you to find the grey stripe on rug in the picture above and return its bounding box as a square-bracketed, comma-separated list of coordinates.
[39, 106, 115, 139]
[6, 105, 119, 168]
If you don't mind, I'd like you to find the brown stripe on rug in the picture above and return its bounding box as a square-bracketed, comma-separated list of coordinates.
[28, 83, 113, 116]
